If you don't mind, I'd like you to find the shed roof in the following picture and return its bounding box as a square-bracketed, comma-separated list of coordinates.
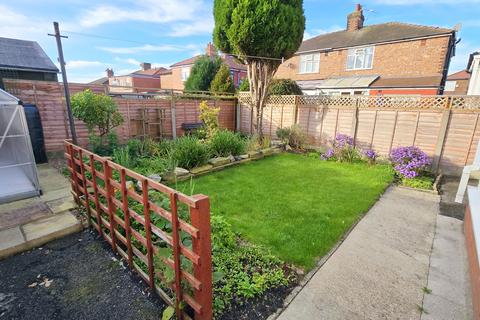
[299, 22, 454, 53]
[0, 37, 58, 73]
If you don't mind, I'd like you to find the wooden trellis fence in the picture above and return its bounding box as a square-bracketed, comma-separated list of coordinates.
[238, 93, 480, 175]
[64, 140, 212, 320]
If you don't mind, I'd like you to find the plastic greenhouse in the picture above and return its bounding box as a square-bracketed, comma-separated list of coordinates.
[0, 88, 40, 203]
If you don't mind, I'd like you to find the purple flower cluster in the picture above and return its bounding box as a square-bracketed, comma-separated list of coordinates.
[390, 146, 431, 179]
[335, 134, 354, 148]
[321, 148, 335, 160]
[363, 149, 378, 160]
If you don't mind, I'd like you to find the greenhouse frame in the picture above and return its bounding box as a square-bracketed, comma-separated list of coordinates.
[0, 88, 41, 203]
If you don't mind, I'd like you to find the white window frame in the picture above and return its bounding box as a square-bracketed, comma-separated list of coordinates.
[181, 67, 190, 81]
[299, 53, 320, 74]
[444, 80, 457, 92]
[346, 46, 375, 71]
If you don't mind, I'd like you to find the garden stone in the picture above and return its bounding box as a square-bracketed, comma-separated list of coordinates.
[147, 174, 162, 183]
[190, 164, 213, 175]
[208, 157, 231, 167]
[239, 154, 249, 160]
[228, 155, 236, 162]
[125, 181, 135, 191]
[247, 151, 264, 159]
[174, 167, 189, 176]
[285, 144, 293, 151]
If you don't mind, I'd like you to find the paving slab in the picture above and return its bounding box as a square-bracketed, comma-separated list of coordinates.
[22, 212, 82, 246]
[421, 215, 473, 320]
[277, 187, 439, 320]
[0, 227, 26, 259]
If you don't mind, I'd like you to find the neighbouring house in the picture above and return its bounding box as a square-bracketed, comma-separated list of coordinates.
[275, 4, 457, 96]
[0, 37, 58, 89]
[159, 43, 247, 91]
[90, 63, 166, 93]
[467, 52, 480, 95]
[444, 70, 470, 95]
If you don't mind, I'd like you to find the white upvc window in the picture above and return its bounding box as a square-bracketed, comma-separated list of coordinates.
[444, 80, 457, 91]
[299, 53, 320, 74]
[181, 67, 190, 81]
[346, 46, 374, 70]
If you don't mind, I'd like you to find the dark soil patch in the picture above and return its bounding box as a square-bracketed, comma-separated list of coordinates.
[0, 230, 166, 320]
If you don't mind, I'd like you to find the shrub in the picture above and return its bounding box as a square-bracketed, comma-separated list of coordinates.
[209, 130, 246, 157]
[401, 175, 434, 190]
[199, 101, 220, 139]
[113, 145, 136, 168]
[246, 134, 270, 151]
[268, 79, 303, 95]
[184, 55, 222, 92]
[390, 146, 431, 179]
[278, 125, 306, 150]
[363, 149, 378, 165]
[172, 136, 210, 169]
[89, 132, 118, 156]
[238, 79, 249, 92]
[134, 157, 169, 176]
[333, 133, 358, 162]
[210, 64, 235, 94]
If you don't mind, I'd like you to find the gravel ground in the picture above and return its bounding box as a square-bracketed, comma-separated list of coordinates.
[0, 230, 166, 320]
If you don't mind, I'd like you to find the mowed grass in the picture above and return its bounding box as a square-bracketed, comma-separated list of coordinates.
[176, 153, 393, 270]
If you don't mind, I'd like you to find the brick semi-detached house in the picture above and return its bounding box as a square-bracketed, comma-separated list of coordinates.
[275, 4, 457, 96]
[160, 43, 247, 91]
[91, 62, 165, 93]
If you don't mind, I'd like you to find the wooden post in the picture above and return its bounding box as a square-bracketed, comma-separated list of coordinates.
[170, 90, 177, 139]
[236, 98, 241, 132]
[388, 110, 399, 154]
[78, 149, 91, 227]
[190, 195, 212, 320]
[351, 99, 359, 146]
[120, 169, 133, 268]
[103, 161, 117, 253]
[432, 100, 452, 173]
[169, 192, 183, 318]
[142, 179, 155, 289]
[294, 95, 300, 125]
[89, 154, 103, 236]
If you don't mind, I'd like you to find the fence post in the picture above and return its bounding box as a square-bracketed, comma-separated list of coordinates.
[294, 95, 300, 125]
[171, 90, 177, 139]
[190, 194, 212, 320]
[236, 98, 241, 132]
[103, 161, 117, 253]
[432, 98, 452, 173]
[351, 98, 359, 146]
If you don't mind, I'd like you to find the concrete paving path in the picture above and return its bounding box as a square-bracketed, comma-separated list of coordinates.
[0, 164, 81, 259]
[278, 187, 439, 320]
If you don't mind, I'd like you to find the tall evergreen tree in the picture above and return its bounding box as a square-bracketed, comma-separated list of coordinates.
[184, 55, 222, 92]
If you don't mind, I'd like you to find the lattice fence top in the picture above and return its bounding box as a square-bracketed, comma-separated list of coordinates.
[238, 93, 480, 110]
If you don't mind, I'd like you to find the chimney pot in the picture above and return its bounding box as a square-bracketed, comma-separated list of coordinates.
[347, 4, 365, 31]
[205, 42, 217, 57]
[140, 62, 151, 71]
[106, 68, 114, 78]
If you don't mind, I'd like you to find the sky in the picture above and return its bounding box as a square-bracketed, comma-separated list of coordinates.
[1, 0, 479, 83]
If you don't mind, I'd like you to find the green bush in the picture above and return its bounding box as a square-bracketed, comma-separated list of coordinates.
[209, 130, 246, 157]
[276, 127, 290, 144]
[184, 55, 222, 92]
[276, 125, 306, 150]
[134, 157, 169, 176]
[113, 145, 136, 168]
[401, 175, 434, 190]
[238, 79, 249, 92]
[172, 136, 210, 169]
[269, 79, 303, 95]
[210, 64, 235, 94]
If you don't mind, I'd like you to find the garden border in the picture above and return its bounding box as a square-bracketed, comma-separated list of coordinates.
[64, 140, 213, 320]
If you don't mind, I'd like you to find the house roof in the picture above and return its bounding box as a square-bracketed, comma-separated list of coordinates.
[370, 75, 443, 88]
[170, 54, 247, 71]
[298, 22, 454, 53]
[447, 70, 470, 81]
[89, 77, 109, 85]
[131, 67, 167, 78]
[0, 37, 59, 72]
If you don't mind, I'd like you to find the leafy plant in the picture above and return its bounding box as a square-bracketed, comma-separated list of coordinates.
[210, 64, 235, 94]
[269, 79, 303, 95]
[184, 55, 222, 92]
[363, 149, 378, 165]
[390, 146, 431, 179]
[172, 136, 210, 169]
[276, 127, 290, 144]
[278, 125, 306, 150]
[71, 89, 124, 136]
[333, 134, 358, 163]
[198, 101, 220, 139]
[238, 79, 249, 92]
[401, 175, 434, 190]
[112, 145, 136, 168]
[209, 130, 246, 157]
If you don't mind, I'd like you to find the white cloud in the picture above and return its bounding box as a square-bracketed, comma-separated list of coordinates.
[114, 57, 141, 66]
[169, 18, 214, 37]
[304, 25, 344, 40]
[78, 0, 207, 28]
[66, 60, 105, 69]
[100, 44, 200, 54]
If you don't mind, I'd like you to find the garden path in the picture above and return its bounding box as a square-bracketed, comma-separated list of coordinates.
[277, 186, 461, 319]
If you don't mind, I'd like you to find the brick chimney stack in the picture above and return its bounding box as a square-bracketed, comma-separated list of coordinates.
[205, 42, 217, 57]
[106, 68, 114, 78]
[347, 4, 364, 31]
[140, 62, 151, 71]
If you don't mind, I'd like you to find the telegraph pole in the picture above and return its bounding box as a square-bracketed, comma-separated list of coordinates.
[49, 21, 77, 144]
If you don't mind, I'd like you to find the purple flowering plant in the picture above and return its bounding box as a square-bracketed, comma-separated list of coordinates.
[363, 149, 378, 165]
[320, 148, 335, 160]
[390, 146, 431, 179]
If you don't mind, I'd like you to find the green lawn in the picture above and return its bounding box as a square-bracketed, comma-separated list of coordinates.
[177, 153, 393, 270]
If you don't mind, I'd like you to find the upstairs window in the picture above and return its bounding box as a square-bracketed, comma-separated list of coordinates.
[346, 46, 374, 70]
[299, 53, 320, 73]
[181, 67, 190, 81]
